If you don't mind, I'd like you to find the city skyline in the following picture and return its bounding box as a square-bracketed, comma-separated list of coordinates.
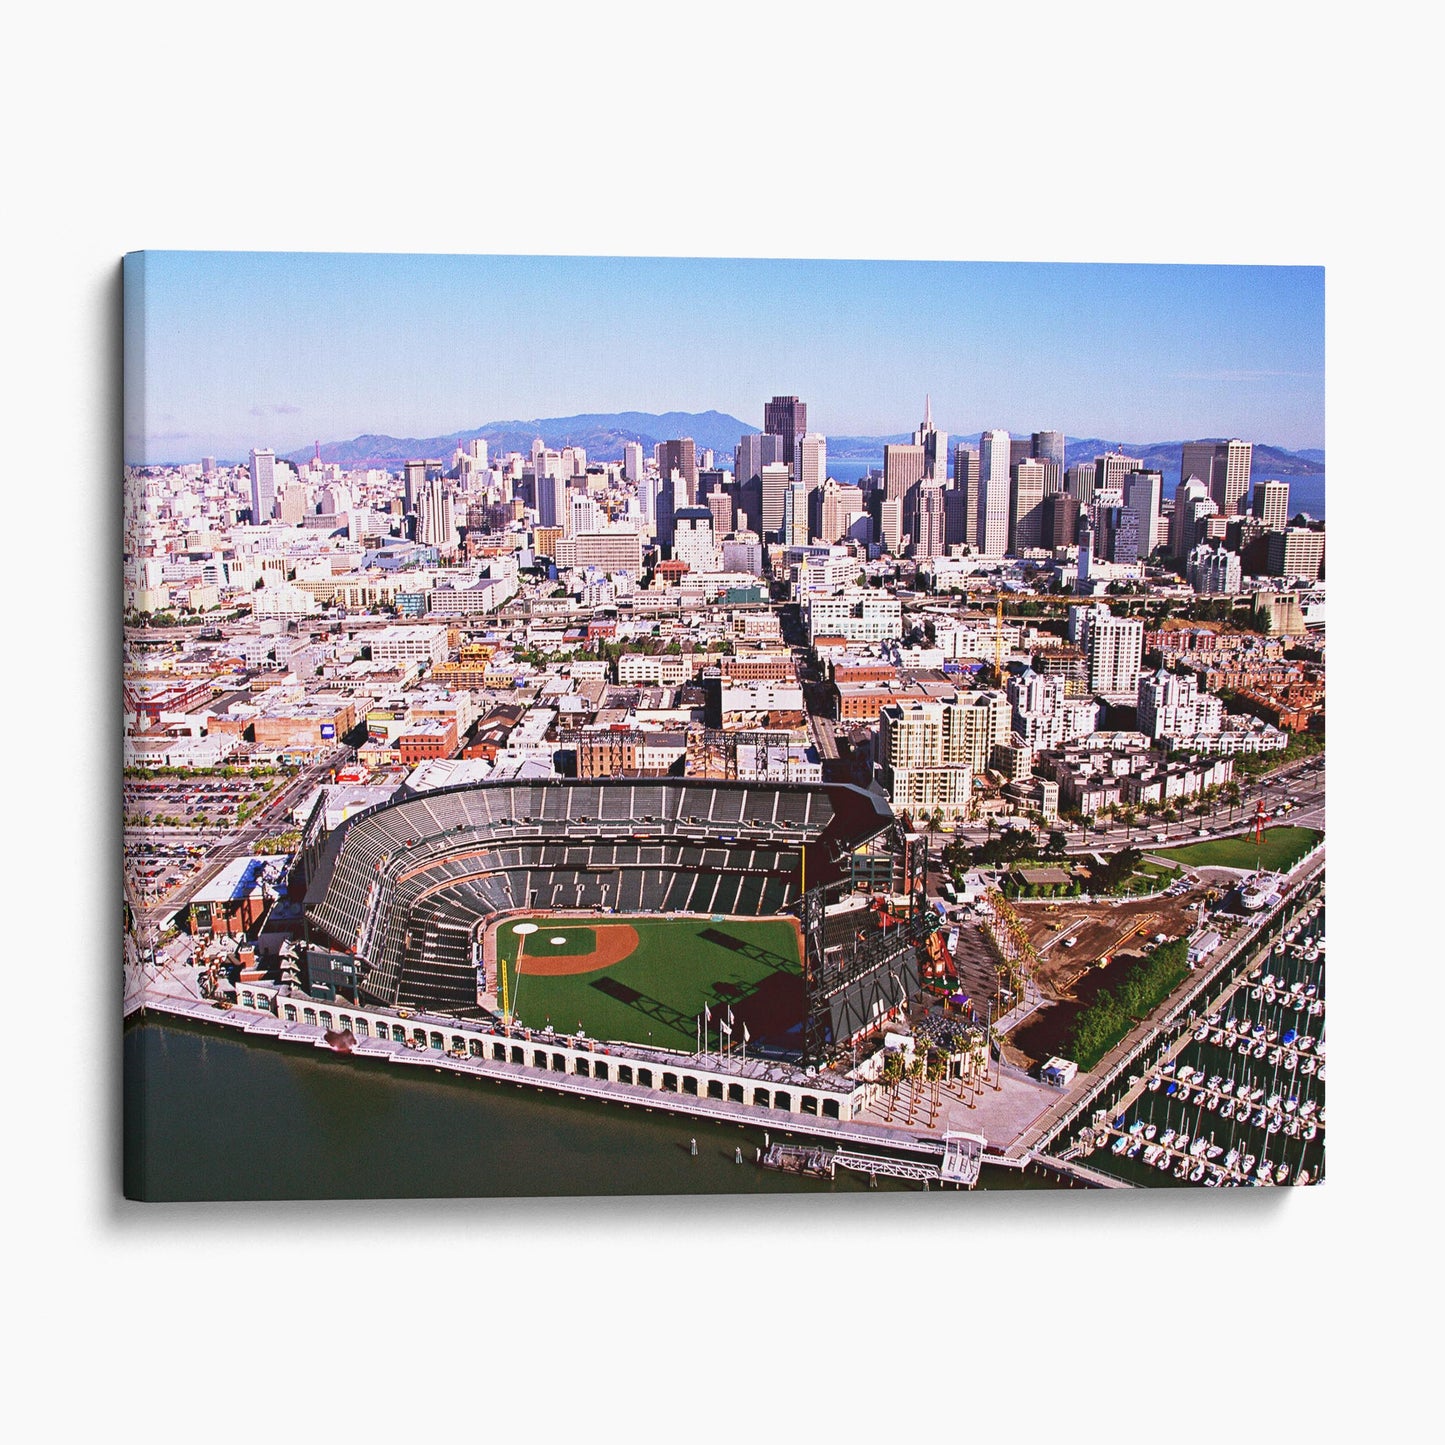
[124, 253, 1325, 464]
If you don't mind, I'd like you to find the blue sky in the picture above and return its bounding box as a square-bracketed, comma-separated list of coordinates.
[124, 252, 1325, 463]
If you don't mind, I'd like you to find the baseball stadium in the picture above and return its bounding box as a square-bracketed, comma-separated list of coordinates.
[302, 779, 939, 1063]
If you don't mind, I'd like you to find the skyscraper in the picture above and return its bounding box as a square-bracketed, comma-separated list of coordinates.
[249, 448, 276, 523]
[698, 486, 729, 537]
[1180, 439, 1253, 517]
[1009, 459, 1049, 554]
[403, 458, 427, 513]
[763, 396, 807, 468]
[914, 396, 948, 483]
[978, 430, 1012, 556]
[1122, 468, 1163, 557]
[1070, 604, 1144, 697]
[1066, 461, 1097, 505]
[1031, 430, 1065, 475]
[909, 483, 947, 558]
[783, 481, 809, 546]
[760, 461, 792, 540]
[734, 432, 784, 488]
[416, 476, 457, 549]
[537, 469, 568, 530]
[1094, 451, 1145, 495]
[622, 441, 644, 483]
[883, 442, 926, 501]
[1170, 477, 1217, 558]
[795, 433, 827, 493]
[817, 480, 864, 544]
[657, 438, 698, 501]
[1252, 479, 1290, 531]
[952, 444, 980, 549]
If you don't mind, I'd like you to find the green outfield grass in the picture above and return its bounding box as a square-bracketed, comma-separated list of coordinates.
[1150, 826, 1322, 873]
[494, 914, 804, 1052]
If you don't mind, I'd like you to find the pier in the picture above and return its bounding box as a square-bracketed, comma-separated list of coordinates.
[130, 989, 958, 1168]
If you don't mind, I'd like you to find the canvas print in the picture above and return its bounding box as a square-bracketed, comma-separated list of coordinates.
[122, 252, 1325, 1199]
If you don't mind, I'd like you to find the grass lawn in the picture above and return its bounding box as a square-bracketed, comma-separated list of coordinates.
[1151, 826, 1321, 873]
[494, 915, 804, 1052]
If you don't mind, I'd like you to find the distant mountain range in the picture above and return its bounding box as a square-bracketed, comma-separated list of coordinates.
[287, 412, 1323, 484]
[284, 411, 759, 470]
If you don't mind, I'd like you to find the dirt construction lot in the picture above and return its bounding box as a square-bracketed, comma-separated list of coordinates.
[1014, 885, 1214, 1002]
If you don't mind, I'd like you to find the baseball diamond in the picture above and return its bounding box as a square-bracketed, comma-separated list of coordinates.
[302, 779, 899, 1044]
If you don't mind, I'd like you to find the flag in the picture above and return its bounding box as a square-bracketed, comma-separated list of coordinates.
[742, 1023, 750, 1043]
[703, 1004, 710, 1023]
[720, 1017, 731, 1036]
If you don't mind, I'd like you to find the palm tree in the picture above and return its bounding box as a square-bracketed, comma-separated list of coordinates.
[1224, 781, 1242, 822]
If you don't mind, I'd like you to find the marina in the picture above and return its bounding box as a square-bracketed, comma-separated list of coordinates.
[1079, 889, 1326, 1187]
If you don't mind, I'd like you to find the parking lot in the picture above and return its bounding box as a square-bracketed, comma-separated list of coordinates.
[123, 771, 279, 829]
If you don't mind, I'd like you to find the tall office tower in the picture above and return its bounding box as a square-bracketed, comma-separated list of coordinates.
[537, 469, 568, 529]
[1069, 604, 1144, 696]
[1009, 438, 1032, 470]
[978, 429, 1012, 556]
[201, 456, 216, 478]
[818, 480, 864, 544]
[913, 396, 948, 483]
[657, 438, 698, 501]
[760, 461, 792, 539]
[672, 507, 717, 570]
[1066, 461, 1097, 504]
[734, 432, 784, 488]
[278, 483, 309, 526]
[796, 433, 827, 493]
[879, 495, 905, 554]
[943, 488, 972, 547]
[952, 444, 980, 548]
[706, 486, 734, 536]
[417, 476, 457, 549]
[622, 441, 644, 483]
[1180, 439, 1253, 517]
[1266, 527, 1325, 581]
[763, 395, 807, 468]
[1094, 451, 1145, 496]
[469, 438, 489, 468]
[883, 442, 927, 501]
[249, 448, 276, 522]
[1039, 493, 1081, 548]
[1031, 430, 1065, 475]
[1110, 506, 1142, 565]
[1009, 458, 1049, 554]
[1123, 468, 1164, 556]
[1252, 479, 1290, 531]
[568, 492, 601, 538]
[402, 459, 427, 513]
[1170, 477, 1217, 558]
[1075, 512, 1096, 592]
[909, 483, 947, 558]
[783, 481, 809, 546]
[562, 446, 588, 477]
[655, 472, 688, 547]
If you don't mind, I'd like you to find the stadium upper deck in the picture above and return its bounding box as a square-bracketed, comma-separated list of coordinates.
[304, 779, 895, 1014]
